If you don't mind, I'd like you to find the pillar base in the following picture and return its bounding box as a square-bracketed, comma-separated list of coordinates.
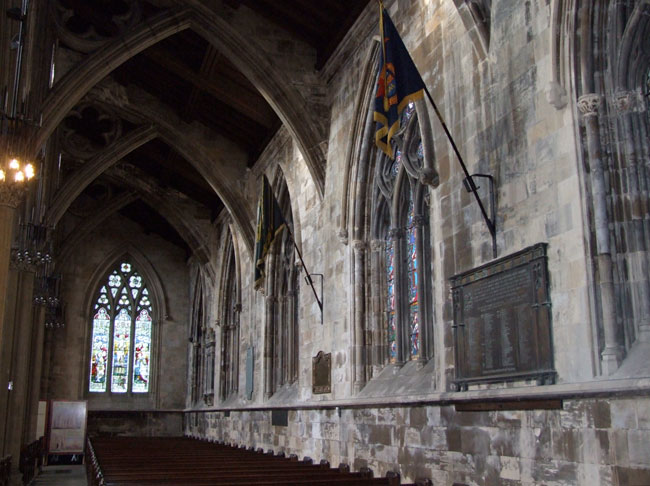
[601, 346, 623, 376]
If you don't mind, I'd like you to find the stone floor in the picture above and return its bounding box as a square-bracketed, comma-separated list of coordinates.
[32, 465, 87, 485]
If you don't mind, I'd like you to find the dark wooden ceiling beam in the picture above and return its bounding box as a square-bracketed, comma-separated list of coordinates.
[143, 47, 277, 128]
[237, 0, 323, 47]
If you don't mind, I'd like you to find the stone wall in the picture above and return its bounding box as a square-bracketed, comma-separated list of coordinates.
[43, 211, 189, 411]
[186, 396, 650, 485]
[182, 0, 650, 485]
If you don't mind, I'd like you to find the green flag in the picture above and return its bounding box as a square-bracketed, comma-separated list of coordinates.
[254, 176, 286, 290]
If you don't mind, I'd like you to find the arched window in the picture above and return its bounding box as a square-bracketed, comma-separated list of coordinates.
[263, 175, 299, 398]
[373, 102, 433, 365]
[220, 239, 240, 400]
[89, 261, 153, 393]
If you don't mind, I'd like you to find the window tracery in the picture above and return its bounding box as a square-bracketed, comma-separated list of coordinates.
[372, 103, 433, 365]
[89, 261, 152, 394]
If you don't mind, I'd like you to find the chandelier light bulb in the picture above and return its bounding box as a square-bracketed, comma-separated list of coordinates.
[14, 171, 25, 182]
[0, 170, 4, 181]
[9, 158, 20, 170]
[24, 163, 35, 179]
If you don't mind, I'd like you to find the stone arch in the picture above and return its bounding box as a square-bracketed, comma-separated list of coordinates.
[81, 245, 167, 402]
[33, 5, 326, 199]
[346, 39, 437, 392]
[44, 84, 253, 257]
[217, 224, 241, 401]
[45, 124, 157, 227]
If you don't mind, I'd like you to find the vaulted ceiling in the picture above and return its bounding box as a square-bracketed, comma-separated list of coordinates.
[53, 0, 371, 256]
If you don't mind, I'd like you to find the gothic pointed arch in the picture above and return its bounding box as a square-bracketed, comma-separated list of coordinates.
[347, 38, 437, 392]
[83, 246, 166, 401]
[34, 5, 326, 199]
[218, 226, 241, 401]
[262, 170, 300, 399]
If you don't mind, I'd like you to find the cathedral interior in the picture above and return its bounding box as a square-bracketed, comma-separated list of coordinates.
[1, 0, 650, 485]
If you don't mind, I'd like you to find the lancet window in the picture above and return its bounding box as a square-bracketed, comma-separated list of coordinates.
[264, 177, 300, 397]
[372, 103, 433, 365]
[89, 261, 153, 394]
[220, 240, 240, 400]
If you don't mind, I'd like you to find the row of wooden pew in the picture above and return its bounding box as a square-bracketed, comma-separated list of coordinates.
[87, 436, 432, 486]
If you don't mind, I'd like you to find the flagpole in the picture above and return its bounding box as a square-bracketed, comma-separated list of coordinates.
[421, 85, 496, 245]
[285, 226, 323, 315]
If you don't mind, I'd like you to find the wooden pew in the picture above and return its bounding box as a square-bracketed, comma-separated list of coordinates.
[87, 437, 410, 486]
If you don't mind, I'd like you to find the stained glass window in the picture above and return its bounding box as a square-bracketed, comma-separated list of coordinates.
[88, 260, 154, 394]
[133, 310, 152, 393]
[89, 308, 110, 392]
[406, 191, 420, 358]
[386, 237, 397, 362]
[376, 100, 430, 365]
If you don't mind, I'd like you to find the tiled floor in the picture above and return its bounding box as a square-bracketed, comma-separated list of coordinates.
[32, 465, 88, 485]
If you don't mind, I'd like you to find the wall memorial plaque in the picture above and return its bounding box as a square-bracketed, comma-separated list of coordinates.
[450, 243, 555, 390]
[312, 351, 331, 394]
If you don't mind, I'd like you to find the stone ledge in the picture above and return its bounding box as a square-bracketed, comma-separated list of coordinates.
[183, 376, 650, 413]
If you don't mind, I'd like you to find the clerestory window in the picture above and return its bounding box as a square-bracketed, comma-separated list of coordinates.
[88, 261, 153, 394]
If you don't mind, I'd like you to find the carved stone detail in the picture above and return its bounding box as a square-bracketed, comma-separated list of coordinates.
[88, 79, 130, 109]
[54, 0, 142, 54]
[546, 81, 568, 110]
[0, 184, 27, 208]
[351, 240, 367, 251]
[60, 102, 122, 160]
[338, 228, 349, 245]
[388, 227, 405, 240]
[370, 240, 384, 252]
[613, 91, 635, 114]
[577, 94, 602, 117]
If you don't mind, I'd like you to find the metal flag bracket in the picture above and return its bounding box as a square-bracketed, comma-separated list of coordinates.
[463, 173, 497, 258]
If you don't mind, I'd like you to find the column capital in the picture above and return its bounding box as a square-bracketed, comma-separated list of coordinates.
[351, 240, 367, 251]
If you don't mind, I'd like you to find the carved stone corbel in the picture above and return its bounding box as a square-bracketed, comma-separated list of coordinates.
[577, 93, 602, 117]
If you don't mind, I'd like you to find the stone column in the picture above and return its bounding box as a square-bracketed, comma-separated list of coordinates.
[24, 305, 45, 443]
[3, 266, 35, 471]
[351, 240, 366, 394]
[263, 294, 276, 399]
[412, 214, 429, 361]
[0, 187, 22, 357]
[614, 91, 650, 343]
[263, 251, 276, 399]
[578, 93, 622, 374]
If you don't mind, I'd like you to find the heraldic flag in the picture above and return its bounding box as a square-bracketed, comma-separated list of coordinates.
[254, 176, 286, 290]
[374, 4, 425, 159]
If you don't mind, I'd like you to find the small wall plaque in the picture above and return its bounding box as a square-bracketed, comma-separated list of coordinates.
[271, 410, 288, 426]
[312, 351, 331, 394]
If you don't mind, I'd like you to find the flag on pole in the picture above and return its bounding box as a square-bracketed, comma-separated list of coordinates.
[254, 176, 286, 290]
[374, 3, 425, 159]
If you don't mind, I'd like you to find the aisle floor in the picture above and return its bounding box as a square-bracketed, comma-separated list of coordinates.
[32, 465, 87, 486]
